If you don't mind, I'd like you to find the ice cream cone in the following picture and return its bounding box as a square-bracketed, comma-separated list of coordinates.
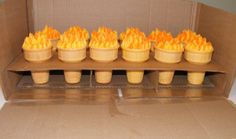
[58, 47, 86, 62]
[122, 48, 149, 84]
[90, 47, 118, 62]
[31, 71, 49, 84]
[155, 48, 183, 84]
[187, 71, 205, 85]
[184, 50, 213, 64]
[159, 71, 175, 85]
[127, 70, 144, 84]
[64, 70, 81, 84]
[95, 70, 112, 84]
[23, 47, 52, 63]
[185, 50, 213, 85]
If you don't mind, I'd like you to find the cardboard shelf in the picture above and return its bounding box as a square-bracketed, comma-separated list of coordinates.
[7, 53, 225, 72]
[17, 75, 214, 90]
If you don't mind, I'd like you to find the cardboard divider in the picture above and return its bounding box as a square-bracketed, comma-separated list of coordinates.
[7, 52, 225, 72]
[196, 4, 236, 97]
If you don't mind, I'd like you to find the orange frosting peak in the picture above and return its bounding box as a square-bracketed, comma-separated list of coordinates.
[23, 33, 52, 50]
[155, 39, 184, 52]
[120, 27, 146, 41]
[148, 29, 173, 43]
[35, 25, 60, 40]
[64, 26, 89, 40]
[89, 27, 119, 48]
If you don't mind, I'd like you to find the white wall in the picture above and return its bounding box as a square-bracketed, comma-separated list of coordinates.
[0, 89, 6, 109]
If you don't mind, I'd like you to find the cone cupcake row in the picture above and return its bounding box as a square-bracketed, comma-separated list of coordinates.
[23, 45, 212, 85]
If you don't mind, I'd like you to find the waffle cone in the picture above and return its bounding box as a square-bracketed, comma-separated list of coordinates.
[122, 48, 150, 62]
[154, 48, 183, 63]
[64, 70, 81, 84]
[31, 71, 49, 84]
[187, 71, 205, 85]
[184, 50, 213, 64]
[95, 70, 112, 84]
[159, 71, 175, 84]
[90, 47, 118, 62]
[127, 70, 144, 84]
[58, 47, 86, 63]
[24, 47, 52, 63]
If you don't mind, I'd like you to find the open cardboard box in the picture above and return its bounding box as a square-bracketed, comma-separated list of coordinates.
[0, 0, 236, 138]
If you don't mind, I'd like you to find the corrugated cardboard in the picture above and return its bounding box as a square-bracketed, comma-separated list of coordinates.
[0, 0, 235, 99]
[0, 99, 236, 139]
[1, 0, 236, 138]
[29, 0, 197, 35]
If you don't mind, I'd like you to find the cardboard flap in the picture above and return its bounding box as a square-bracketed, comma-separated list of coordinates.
[29, 0, 197, 35]
[0, 98, 236, 138]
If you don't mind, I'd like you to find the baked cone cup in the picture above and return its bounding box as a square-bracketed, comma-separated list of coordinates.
[185, 50, 213, 85]
[64, 70, 82, 84]
[155, 47, 183, 84]
[58, 47, 86, 84]
[23, 47, 52, 84]
[50, 39, 59, 52]
[187, 71, 205, 85]
[31, 71, 49, 84]
[127, 70, 144, 84]
[95, 70, 112, 84]
[90, 47, 118, 62]
[159, 71, 175, 85]
[122, 48, 150, 84]
[58, 47, 86, 63]
[90, 47, 119, 84]
[23, 47, 52, 63]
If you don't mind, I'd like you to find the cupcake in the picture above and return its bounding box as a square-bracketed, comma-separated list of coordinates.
[35, 25, 60, 51]
[177, 30, 214, 85]
[121, 28, 151, 84]
[154, 39, 184, 84]
[89, 27, 119, 84]
[148, 29, 173, 51]
[57, 26, 88, 84]
[22, 33, 52, 84]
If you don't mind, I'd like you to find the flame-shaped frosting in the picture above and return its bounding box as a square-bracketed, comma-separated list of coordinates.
[89, 27, 119, 48]
[148, 29, 173, 43]
[120, 27, 146, 41]
[22, 33, 52, 50]
[35, 25, 60, 40]
[121, 28, 150, 50]
[64, 26, 89, 40]
[176, 30, 214, 52]
[155, 39, 184, 52]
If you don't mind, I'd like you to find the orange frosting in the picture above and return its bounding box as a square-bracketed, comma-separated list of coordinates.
[155, 39, 184, 52]
[64, 26, 89, 40]
[89, 27, 119, 48]
[176, 30, 213, 52]
[35, 25, 60, 40]
[120, 27, 146, 41]
[23, 33, 52, 50]
[121, 28, 150, 50]
[57, 35, 87, 49]
[148, 29, 173, 43]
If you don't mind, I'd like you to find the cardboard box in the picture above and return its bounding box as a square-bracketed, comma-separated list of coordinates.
[0, 0, 236, 138]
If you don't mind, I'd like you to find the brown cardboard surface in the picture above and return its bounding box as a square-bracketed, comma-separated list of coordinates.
[8, 88, 223, 102]
[29, 0, 197, 35]
[197, 4, 236, 97]
[0, 98, 236, 139]
[0, 0, 28, 98]
[7, 53, 225, 72]
[0, 0, 235, 100]
[17, 75, 214, 90]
